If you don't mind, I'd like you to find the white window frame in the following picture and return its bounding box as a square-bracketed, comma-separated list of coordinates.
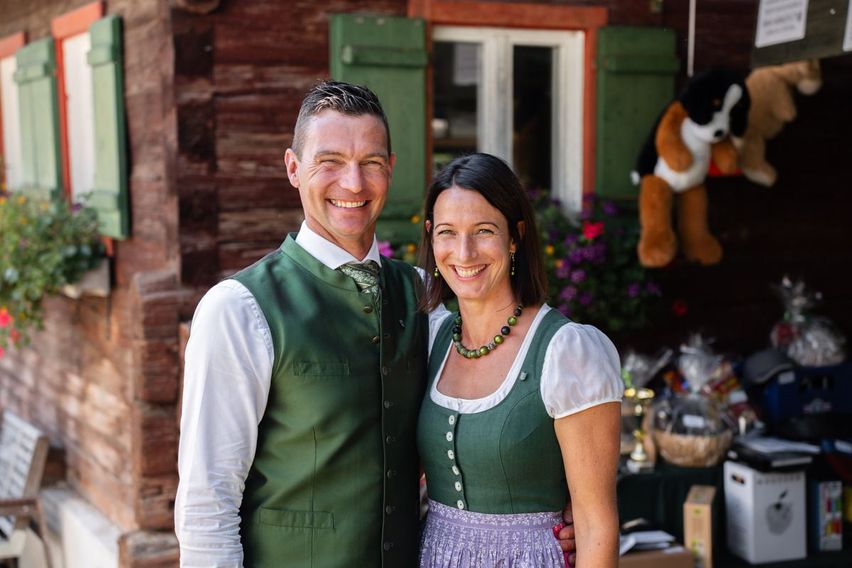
[0, 54, 23, 191]
[433, 26, 585, 214]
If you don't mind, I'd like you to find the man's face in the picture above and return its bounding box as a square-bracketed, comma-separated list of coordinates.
[285, 110, 394, 258]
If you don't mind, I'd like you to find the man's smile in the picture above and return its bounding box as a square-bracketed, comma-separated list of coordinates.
[329, 199, 367, 208]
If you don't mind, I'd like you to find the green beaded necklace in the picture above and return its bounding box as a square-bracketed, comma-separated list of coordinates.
[452, 305, 523, 359]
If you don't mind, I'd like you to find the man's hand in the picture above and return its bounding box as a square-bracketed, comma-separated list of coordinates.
[553, 502, 576, 566]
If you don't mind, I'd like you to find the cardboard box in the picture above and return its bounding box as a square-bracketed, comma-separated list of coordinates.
[809, 479, 843, 551]
[684, 485, 715, 568]
[724, 460, 806, 563]
[619, 546, 695, 568]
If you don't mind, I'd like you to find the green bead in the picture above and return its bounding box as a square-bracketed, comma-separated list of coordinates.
[479, 346, 490, 356]
[471, 350, 480, 358]
[493, 335, 504, 344]
[507, 316, 518, 326]
[453, 333, 461, 341]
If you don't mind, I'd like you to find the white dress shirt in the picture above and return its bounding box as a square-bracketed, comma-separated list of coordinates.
[175, 223, 384, 567]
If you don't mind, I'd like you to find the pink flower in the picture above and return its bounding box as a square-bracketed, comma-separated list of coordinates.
[582, 221, 604, 241]
[0, 308, 12, 329]
[378, 240, 394, 257]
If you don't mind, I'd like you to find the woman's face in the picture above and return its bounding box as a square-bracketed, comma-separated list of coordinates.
[429, 185, 516, 305]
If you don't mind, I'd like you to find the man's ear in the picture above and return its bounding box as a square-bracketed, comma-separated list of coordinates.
[284, 148, 300, 188]
[388, 152, 397, 177]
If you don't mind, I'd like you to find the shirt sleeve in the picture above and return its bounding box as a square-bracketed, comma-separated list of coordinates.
[540, 323, 624, 419]
[175, 280, 274, 567]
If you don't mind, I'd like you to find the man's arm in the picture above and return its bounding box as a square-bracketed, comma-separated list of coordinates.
[175, 281, 273, 568]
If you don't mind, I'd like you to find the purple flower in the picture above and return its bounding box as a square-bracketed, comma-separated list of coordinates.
[646, 281, 662, 296]
[556, 262, 572, 280]
[602, 200, 618, 216]
[571, 269, 586, 284]
[559, 286, 578, 302]
[569, 250, 585, 264]
[627, 283, 641, 298]
[558, 304, 572, 318]
[378, 240, 394, 257]
[563, 234, 578, 246]
[579, 292, 593, 306]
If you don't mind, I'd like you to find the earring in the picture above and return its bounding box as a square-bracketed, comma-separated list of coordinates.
[433, 266, 440, 278]
[510, 251, 516, 276]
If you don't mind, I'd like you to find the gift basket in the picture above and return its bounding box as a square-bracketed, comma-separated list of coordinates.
[652, 335, 736, 467]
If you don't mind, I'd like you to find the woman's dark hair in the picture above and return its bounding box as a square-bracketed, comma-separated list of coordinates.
[419, 153, 548, 312]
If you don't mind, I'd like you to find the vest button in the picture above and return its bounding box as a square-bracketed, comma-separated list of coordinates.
[447, 450, 455, 460]
[372, 336, 381, 344]
[448, 415, 456, 425]
[363, 305, 374, 314]
[383, 541, 394, 551]
[455, 481, 463, 492]
[387, 469, 398, 478]
[382, 366, 389, 375]
[386, 435, 396, 444]
[446, 432, 454, 442]
[383, 400, 393, 409]
[457, 500, 465, 510]
[452, 465, 460, 476]
[385, 505, 395, 514]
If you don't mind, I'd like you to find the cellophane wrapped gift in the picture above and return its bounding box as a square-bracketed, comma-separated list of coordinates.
[651, 335, 736, 466]
[771, 276, 846, 366]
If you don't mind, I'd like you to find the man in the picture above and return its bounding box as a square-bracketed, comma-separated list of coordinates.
[175, 81, 574, 567]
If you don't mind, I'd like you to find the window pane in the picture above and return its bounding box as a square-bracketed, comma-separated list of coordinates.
[432, 41, 480, 175]
[1, 56, 23, 191]
[63, 32, 96, 202]
[512, 46, 552, 191]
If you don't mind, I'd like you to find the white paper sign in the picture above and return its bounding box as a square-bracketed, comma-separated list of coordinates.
[844, 0, 852, 51]
[755, 0, 809, 47]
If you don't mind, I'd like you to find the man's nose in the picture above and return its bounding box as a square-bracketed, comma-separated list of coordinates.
[339, 163, 364, 193]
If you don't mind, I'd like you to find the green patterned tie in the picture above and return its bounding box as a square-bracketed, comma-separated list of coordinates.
[338, 261, 380, 295]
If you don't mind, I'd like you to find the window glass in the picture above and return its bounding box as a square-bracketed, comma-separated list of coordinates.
[432, 41, 480, 175]
[1, 55, 23, 190]
[512, 46, 552, 192]
[62, 32, 96, 201]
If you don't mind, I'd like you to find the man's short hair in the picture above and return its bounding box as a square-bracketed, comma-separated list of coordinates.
[292, 80, 391, 157]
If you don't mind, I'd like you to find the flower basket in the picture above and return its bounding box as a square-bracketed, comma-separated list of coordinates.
[0, 193, 105, 355]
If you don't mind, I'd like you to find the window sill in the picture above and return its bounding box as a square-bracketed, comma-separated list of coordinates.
[60, 260, 110, 299]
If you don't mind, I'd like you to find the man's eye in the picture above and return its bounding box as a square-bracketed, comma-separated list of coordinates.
[477, 228, 494, 235]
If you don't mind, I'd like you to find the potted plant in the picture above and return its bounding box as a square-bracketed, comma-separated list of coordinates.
[0, 192, 105, 356]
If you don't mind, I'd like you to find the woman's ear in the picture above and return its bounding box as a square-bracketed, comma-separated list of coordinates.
[425, 220, 432, 234]
[516, 220, 526, 239]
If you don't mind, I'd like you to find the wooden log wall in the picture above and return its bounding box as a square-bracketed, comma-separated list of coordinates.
[0, 0, 182, 564]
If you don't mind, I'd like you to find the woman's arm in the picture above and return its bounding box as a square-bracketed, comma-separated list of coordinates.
[555, 401, 621, 568]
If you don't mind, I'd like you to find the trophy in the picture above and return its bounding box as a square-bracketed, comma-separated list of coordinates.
[624, 386, 655, 473]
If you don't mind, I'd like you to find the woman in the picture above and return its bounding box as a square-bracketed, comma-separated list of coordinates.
[417, 153, 623, 567]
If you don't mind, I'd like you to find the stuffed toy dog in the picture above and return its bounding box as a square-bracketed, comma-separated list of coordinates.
[740, 59, 821, 186]
[634, 68, 750, 267]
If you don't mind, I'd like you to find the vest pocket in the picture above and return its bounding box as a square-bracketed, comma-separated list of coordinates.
[257, 507, 335, 529]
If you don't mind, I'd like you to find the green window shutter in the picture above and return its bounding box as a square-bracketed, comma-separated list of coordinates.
[14, 38, 61, 200]
[87, 15, 129, 239]
[329, 14, 427, 244]
[596, 26, 679, 200]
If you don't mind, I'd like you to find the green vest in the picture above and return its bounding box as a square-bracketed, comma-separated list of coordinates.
[234, 235, 427, 568]
[417, 308, 569, 513]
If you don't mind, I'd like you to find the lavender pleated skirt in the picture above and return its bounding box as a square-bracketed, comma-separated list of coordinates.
[419, 499, 567, 568]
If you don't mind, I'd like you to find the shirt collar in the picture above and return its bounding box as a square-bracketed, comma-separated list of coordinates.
[295, 221, 382, 270]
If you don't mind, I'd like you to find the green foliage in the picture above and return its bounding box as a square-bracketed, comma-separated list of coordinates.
[0, 193, 105, 354]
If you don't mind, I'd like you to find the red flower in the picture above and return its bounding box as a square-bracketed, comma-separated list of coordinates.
[0, 308, 12, 328]
[582, 221, 605, 241]
[672, 299, 688, 317]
